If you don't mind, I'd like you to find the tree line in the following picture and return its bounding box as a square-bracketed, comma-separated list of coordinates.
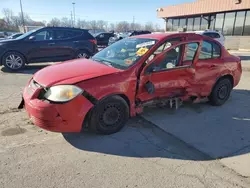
[0, 8, 164, 32]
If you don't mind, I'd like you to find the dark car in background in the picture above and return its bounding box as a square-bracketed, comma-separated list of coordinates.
[0, 27, 97, 71]
[108, 30, 151, 45]
[7, 33, 23, 39]
[94, 32, 114, 46]
[0, 32, 6, 40]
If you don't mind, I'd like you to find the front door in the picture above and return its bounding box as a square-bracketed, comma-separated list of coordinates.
[136, 41, 199, 104]
[26, 29, 56, 62]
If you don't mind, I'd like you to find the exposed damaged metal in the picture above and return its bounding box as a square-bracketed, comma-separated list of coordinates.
[82, 90, 98, 105]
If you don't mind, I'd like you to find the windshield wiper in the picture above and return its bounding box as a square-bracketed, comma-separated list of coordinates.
[92, 58, 113, 67]
[92, 58, 125, 70]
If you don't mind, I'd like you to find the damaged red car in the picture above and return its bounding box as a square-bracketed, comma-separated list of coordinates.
[20, 33, 242, 134]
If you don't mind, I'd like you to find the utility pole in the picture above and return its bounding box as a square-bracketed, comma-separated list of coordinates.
[71, 11, 73, 27]
[72, 2, 76, 27]
[20, 0, 26, 32]
[133, 16, 135, 30]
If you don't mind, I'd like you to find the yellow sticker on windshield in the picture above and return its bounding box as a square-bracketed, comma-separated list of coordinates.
[121, 48, 127, 52]
[136, 47, 149, 56]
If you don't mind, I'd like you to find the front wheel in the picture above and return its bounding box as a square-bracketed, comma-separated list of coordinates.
[209, 78, 232, 106]
[2, 52, 25, 71]
[89, 96, 129, 135]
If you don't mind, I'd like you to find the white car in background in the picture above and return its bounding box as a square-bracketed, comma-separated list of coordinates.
[194, 30, 225, 46]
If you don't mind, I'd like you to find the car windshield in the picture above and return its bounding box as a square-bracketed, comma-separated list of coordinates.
[15, 29, 38, 40]
[92, 37, 157, 70]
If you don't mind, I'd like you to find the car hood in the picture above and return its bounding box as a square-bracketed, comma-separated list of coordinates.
[0, 38, 20, 44]
[33, 58, 121, 87]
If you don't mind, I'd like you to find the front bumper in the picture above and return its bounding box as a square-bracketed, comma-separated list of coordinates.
[22, 79, 94, 132]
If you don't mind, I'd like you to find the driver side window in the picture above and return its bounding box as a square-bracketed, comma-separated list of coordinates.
[147, 38, 181, 62]
[35, 30, 53, 41]
[152, 42, 199, 72]
[156, 46, 182, 70]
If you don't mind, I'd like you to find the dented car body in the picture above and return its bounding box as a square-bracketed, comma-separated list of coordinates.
[21, 33, 242, 134]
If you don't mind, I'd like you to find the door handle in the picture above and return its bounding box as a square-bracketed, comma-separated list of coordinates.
[48, 43, 55, 46]
[73, 41, 79, 43]
[210, 65, 217, 68]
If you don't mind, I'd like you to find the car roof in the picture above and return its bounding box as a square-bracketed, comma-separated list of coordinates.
[131, 33, 204, 40]
[43, 26, 87, 31]
[194, 30, 221, 34]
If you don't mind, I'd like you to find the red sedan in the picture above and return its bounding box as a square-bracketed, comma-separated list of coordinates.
[20, 33, 242, 134]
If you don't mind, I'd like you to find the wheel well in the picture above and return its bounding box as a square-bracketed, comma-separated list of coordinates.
[1, 50, 27, 65]
[117, 94, 130, 109]
[81, 94, 131, 131]
[97, 94, 130, 109]
[210, 74, 234, 95]
[218, 74, 234, 86]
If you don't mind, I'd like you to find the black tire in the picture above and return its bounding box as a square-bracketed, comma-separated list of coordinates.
[90, 96, 129, 135]
[76, 50, 90, 59]
[2, 51, 25, 71]
[209, 78, 232, 106]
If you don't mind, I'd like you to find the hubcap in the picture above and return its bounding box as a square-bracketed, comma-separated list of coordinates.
[6, 54, 23, 69]
[100, 104, 121, 127]
[77, 53, 88, 58]
[218, 85, 228, 99]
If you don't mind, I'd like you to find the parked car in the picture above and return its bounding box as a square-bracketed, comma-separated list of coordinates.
[94, 32, 114, 46]
[108, 30, 151, 45]
[0, 27, 97, 71]
[20, 33, 242, 135]
[194, 30, 225, 45]
[7, 33, 23, 39]
[0, 32, 6, 40]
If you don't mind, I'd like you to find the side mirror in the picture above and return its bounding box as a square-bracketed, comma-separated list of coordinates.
[29, 36, 35, 40]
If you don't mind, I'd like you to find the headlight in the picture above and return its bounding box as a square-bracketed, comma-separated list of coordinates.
[44, 85, 83, 102]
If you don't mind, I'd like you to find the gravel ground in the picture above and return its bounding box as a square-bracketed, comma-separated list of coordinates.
[0, 59, 250, 188]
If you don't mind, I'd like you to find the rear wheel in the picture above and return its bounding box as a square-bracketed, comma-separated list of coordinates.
[76, 50, 90, 59]
[2, 52, 25, 71]
[209, 78, 232, 106]
[90, 96, 129, 135]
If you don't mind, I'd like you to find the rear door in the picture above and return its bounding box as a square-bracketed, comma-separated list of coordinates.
[194, 40, 224, 95]
[136, 40, 199, 103]
[51, 29, 83, 61]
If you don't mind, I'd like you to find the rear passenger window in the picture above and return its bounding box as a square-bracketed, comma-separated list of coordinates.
[199, 41, 221, 60]
[213, 33, 221, 38]
[73, 30, 83, 37]
[213, 42, 221, 58]
[199, 41, 212, 59]
[55, 30, 82, 40]
[203, 32, 220, 39]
